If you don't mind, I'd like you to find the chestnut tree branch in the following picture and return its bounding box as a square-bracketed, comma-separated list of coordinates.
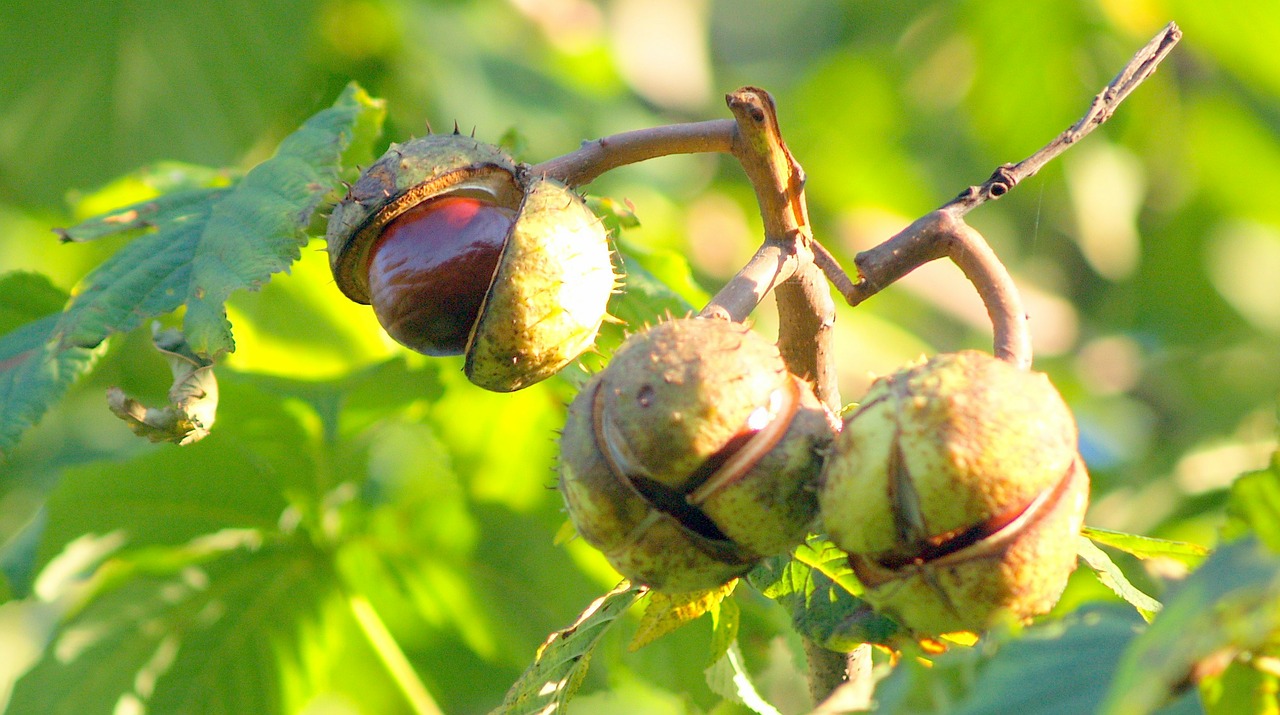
[819, 22, 1180, 368]
[948, 22, 1182, 215]
[840, 210, 1033, 369]
[705, 87, 849, 705]
[707, 87, 840, 412]
[530, 120, 734, 188]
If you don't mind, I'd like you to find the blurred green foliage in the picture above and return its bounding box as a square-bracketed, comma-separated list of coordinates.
[2, 0, 1280, 713]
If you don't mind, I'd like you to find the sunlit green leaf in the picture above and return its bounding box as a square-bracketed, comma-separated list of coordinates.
[7, 535, 340, 715]
[1083, 526, 1210, 569]
[608, 252, 696, 330]
[493, 581, 642, 715]
[55, 187, 225, 244]
[748, 536, 900, 650]
[1223, 453, 1280, 551]
[629, 580, 736, 652]
[0, 84, 384, 459]
[708, 594, 739, 667]
[704, 640, 781, 715]
[35, 373, 309, 564]
[1078, 535, 1162, 621]
[615, 237, 707, 318]
[227, 356, 443, 445]
[182, 83, 386, 357]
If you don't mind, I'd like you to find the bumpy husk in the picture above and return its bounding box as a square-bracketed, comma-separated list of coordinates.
[559, 318, 834, 592]
[819, 350, 1089, 634]
[325, 134, 614, 392]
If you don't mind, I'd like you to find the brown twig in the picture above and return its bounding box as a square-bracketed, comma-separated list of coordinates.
[704, 87, 840, 410]
[531, 120, 735, 188]
[838, 209, 1032, 369]
[701, 87, 849, 704]
[818, 22, 1180, 368]
[947, 21, 1182, 215]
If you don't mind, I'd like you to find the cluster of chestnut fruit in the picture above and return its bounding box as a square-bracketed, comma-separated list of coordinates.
[326, 134, 1088, 636]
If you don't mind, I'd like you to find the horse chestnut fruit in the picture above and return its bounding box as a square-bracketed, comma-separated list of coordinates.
[558, 318, 836, 593]
[819, 350, 1089, 634]
[326, 134, 615, 392]
[368, 196, 515, 356]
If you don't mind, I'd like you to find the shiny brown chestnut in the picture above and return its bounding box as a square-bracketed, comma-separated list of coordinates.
[326, 134, 615, 392]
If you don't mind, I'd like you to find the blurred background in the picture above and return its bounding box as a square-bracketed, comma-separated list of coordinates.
[1, 0, 1278, 713]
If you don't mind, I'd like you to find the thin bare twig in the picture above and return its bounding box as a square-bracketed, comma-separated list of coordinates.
[817, 22, 1180, 368]
[838, 210, 1032, 368]
[947, 22, 1181, 215]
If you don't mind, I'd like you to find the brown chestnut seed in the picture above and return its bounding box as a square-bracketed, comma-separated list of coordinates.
[559, 318, 834, 592]
[367, 196, 515, 356]
[326, 135, 615, 392]
[819, 350, 1088, 634]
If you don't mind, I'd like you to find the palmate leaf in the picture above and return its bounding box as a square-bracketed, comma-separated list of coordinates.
[748, 536, 900, 651]
[1101, 464, 1280, 714]
[6, 532, 341, 715]
[0, 83, 385, 458]
[31, 368, 312, 571]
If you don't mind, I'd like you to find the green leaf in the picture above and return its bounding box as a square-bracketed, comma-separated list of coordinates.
[1077, 535, 1162, 621]
[704, 641, 781, 715]
[0, 274, 99, 462]
[585, 196, 641, 237]
[0, 315, 104, 461]
[36, 373, 307, 564]
[0, 83, 385, 459]
[225, 356, 443, 446]
[1223, 452, 1280, 551]
[1082, 526, 1211, 569]
[56, 163, 235, 243]
[50, 186, 226, 350]
[747, 536, 900, 650]
[875, 606, 1146, 715]
[7, 533, 341, 715]
[708, 594, 740, 667]
[1102, 538, 1280, 715]
[615, 237, 709, 317]
[628, 580, 737, 652]
[182, 82, 386, 357]
[609, 252, 696, 328]
[493, 581, 643, 715]
[0, 532, 128, 713]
